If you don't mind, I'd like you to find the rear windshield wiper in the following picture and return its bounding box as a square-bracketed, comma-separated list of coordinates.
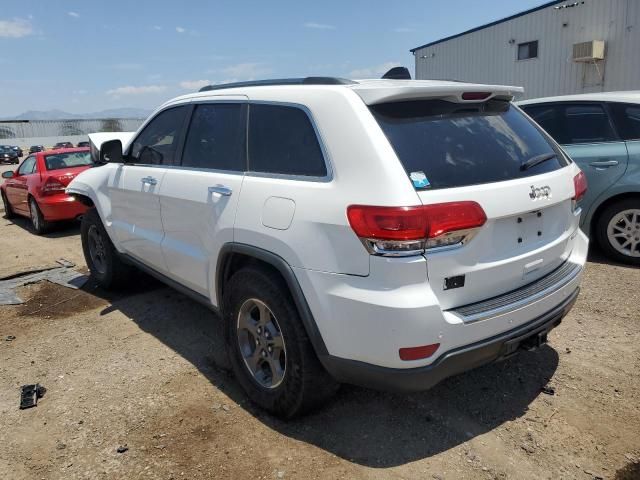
[520, 152, 557, 171]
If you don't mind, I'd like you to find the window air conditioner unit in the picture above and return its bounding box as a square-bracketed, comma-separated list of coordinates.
[573, 40, 605, 62]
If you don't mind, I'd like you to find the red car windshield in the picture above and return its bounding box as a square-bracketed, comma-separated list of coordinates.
[45, 152, 92, 171]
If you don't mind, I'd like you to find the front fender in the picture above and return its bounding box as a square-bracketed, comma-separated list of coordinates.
[67, 164, 122, 250]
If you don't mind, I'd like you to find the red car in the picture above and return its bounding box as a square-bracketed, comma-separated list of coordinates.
[1, 148, 93, 234]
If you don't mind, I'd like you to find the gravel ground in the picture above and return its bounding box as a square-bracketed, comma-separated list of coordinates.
[0, 212, 638, 480]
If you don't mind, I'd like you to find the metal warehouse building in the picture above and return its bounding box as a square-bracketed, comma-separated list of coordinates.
[411, 0, 640, 100]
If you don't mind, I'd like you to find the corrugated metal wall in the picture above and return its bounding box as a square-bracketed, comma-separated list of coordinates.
[413, 0, 640, 99]
[0, 118, 145, 140]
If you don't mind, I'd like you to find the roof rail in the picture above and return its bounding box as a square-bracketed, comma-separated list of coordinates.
[198, 77, 356, 92]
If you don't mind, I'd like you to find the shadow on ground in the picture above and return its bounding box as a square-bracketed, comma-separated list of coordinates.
[82, 273, 560, 468]
[587, 241, 639, 269]
[4, 215, 80, 238]
[615, 461, 640, 480]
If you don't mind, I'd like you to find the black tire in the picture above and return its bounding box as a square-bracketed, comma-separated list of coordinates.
[223, 267, 338, 418]
[595, 198, 640, 266]
[81, 207, 133, 289]
[1, 190, 15, 219]
[29, 197, 49, 235]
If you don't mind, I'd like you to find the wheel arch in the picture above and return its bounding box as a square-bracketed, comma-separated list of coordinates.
[69, 193, 95, 207]
[216, 243, 330, 359]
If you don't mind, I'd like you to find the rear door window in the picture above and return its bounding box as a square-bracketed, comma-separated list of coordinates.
[370, 99, 568, 190]
[523, 102, 618, 145]
[609, 103, 640, 140]
[564, 104, 617, 144]
[248, 104, 327, 177]
[181, 103, 247, 171]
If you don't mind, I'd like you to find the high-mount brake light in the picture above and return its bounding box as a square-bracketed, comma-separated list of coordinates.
[461, 92, 492, 101]
[347, 202, 486, 257]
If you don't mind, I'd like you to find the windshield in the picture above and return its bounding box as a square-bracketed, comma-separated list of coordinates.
[44, 151, 92, 170]
[370, 99, 569, 190]
[0, 147, 12, 154]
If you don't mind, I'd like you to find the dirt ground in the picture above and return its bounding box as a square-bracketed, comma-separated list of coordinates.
[0, 212, 639, 480]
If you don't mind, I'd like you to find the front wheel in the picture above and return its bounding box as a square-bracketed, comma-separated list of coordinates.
[81, 208, 133, 288]
[595, 198, 640, 266]
[224, 267, 338, 418]
[1, 191, 15, 219]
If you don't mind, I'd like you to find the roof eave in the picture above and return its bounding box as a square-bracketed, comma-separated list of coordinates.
[410, 0, 564, 53]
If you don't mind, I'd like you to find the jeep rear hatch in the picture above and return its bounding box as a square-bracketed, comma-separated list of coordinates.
[367, 95, 582, 311]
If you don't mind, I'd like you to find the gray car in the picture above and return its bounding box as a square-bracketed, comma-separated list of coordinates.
[519, 92, 640, 265]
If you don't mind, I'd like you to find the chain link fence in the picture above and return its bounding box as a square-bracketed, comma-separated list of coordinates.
[0, 118, 145, 148]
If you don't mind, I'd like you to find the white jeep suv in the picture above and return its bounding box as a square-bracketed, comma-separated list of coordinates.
[67, 76, 588, 418]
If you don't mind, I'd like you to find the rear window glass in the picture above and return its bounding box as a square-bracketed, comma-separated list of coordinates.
[248, 104, 327, 177]
[370, 99, 568, 190]
[45, 152, 92, 170]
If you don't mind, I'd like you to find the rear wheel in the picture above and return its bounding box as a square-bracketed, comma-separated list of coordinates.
[1, 191, 15, 219]
[595, 198, 640, 266]
[224, 267, 338, 418]
[81, 208, 133, 289]
[29, 197, 49, 235]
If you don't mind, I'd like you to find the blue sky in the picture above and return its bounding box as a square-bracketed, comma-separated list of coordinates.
[0, 0, 545, 116]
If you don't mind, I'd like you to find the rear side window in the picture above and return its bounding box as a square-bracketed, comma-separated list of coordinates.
[130, 106, 188, 165]
[182, 103, 246, 171]
[248, 104, 327, 177]
[565, 104, 617, 144]
[370, 99, 568, 190]
[45, 152, 92, 170]
[523, 103, 618, 145]
[609, 103, 640, 140]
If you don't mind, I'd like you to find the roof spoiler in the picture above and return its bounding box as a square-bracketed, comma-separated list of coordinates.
[381, 67, 411, 80]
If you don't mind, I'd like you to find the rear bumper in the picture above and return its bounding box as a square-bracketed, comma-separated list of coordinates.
[38, 194, 87, 221]
[322, 287, 578, 392]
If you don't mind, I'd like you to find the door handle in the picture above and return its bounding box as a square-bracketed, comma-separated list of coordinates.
[141, 176, 158, 185]
[589, 160, 619, 168]
[208, 185, 233, 196]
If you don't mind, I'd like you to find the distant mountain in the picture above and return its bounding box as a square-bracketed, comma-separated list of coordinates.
[2, 108, 152, 121]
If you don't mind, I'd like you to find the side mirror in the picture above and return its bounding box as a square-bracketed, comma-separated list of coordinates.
[99, 139, 124, 164]
[2, 171, 14, 179]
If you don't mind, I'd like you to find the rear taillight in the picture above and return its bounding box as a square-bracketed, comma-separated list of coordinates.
[347, 202, 487, 256]
[573, 171, 587, 203]
[41, 176, 66, 196]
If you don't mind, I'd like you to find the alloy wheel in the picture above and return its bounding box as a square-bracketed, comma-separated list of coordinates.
[607, 208, 640, 258]
[236, 298, 287, 389]
[87, 224, 107, 274]
[30, 200, 40, 231]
